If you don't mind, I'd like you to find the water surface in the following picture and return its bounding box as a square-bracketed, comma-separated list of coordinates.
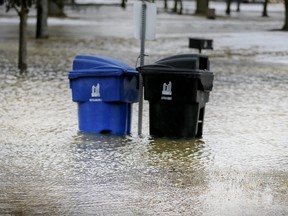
[0, 3, 288, 215]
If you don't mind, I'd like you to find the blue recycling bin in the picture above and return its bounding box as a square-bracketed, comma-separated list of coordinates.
[69, 55, 139, 135]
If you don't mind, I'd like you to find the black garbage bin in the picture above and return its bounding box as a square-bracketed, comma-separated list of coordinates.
[138, 54, 214, 138]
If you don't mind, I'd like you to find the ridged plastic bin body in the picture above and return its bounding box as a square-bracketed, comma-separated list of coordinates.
[69, 55, 138, 135]
[138, 54, 213, 138]
[77, 100, 132, 135]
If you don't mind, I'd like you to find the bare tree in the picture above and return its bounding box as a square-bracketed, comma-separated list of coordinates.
[262, 0, 269, 17]
[226, 0, 232, 15]
[0, 0, 35, 71]
[284, 0, 288, 30]
[36, 0, 49, 38]
[237, 0, 241, 12]
[195, 0, 208, 15]
[225, 0, 241, 14]
[121, 0, 126, 9]
[173, 0, 183, 14]
[164, 0, 168, 11]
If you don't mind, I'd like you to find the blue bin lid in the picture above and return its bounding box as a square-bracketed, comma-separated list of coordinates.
[69, 55, 138, 79]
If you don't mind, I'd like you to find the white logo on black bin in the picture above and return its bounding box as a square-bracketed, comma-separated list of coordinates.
[161, 81, 172, 100]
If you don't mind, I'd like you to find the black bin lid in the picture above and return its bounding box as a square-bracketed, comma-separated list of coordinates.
[137, 54, 211, 73]
[137, 54, 213, 91]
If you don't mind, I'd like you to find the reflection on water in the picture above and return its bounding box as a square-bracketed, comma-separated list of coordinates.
[1, 122, 287, 215]
[0, 34, 288, 216]
[68, 133, 210, 215]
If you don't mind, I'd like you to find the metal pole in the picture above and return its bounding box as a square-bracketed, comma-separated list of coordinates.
[138, 1, 146, 136]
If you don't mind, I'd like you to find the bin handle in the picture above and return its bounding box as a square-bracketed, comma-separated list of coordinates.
[90, 65, 132, 71]
[137, 64, 174, 70]
[85, 65, 137, 74]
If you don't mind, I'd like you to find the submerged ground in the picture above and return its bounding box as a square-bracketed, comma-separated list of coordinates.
[0, 2, 288, 215]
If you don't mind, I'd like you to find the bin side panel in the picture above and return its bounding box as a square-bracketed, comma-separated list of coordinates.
[123, 75, 139, 103]
[77, 102, 132, 135]
[199, 73, 214, 91]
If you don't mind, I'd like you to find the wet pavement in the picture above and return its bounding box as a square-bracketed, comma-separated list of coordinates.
[0, 2, 288, 215]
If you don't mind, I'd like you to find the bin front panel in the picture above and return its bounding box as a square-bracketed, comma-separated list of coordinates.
[77, 102, 132, 134]
[123, 75, 139, 103]
[149, 101, 201, 138]
[70, 75, 138, 103]
[143, 74, 210, 103]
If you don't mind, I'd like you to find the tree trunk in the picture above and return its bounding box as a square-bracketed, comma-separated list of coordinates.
[121, 0, 126, 9]
[283, 0, 288, 30]
[19, 2, 28, 71]
[237, 0, 241, 12]
[164, 0, 168, 10]
[226, 0, 232, 15]
[36, 0, 49, 38]
[178, 0, 183, 14]
[173, 0, 183, 14]
[173, 0, 178, 13]
[196, 0, 208, 14]
[262, 0, 269, 17]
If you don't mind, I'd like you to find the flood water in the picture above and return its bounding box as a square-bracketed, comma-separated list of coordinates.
[1, 3, 288, 215]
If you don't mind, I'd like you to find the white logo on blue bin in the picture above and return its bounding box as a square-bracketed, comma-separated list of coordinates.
[91, 84, 100, 97]
[90, 83, 102, 102]
[161, 81, 172, 100]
